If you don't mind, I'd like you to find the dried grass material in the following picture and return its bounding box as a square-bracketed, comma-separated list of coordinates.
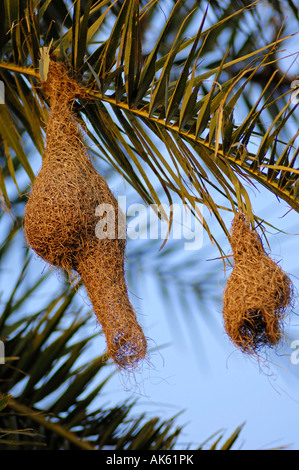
[222, 212, 293, 354]
[24, 61, 147, 369]
[79, 249, 147, 368]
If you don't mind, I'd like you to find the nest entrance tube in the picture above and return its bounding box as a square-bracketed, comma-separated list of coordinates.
[222, 212, 293, 355]
[78, 246, 147, 369]
[24, 61, 147, 370]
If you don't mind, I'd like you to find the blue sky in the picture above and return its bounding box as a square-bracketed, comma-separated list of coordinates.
[99, 184, 299, 450]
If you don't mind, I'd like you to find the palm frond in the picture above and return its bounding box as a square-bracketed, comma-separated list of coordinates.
[0, 244, 184, 450]
[0, 0, 298, 253]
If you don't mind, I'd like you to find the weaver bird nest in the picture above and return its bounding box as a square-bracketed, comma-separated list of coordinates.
[222, 212, 293, 355]
[24, 61, 147, 370]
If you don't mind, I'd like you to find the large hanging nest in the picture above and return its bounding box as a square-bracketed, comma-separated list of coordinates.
[24, 61, 147, 370]
[222, 211, 293, 355]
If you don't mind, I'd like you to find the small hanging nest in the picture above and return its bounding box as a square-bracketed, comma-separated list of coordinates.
[24, 61, 147, 370]
[222, 211, 293, 355]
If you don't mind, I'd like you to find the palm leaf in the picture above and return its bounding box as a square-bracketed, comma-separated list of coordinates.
[81, 1, 299, 246]
[0, 0, 298, 254]
[0, 244, 184, 450]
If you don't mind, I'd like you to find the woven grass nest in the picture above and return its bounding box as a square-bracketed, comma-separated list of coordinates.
[223, 212, 293, 355]
[24, 61, 147, 370]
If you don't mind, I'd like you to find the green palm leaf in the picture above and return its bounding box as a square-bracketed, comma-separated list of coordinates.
[0, 241, 181, 449]
[0, 0, 298, 251]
